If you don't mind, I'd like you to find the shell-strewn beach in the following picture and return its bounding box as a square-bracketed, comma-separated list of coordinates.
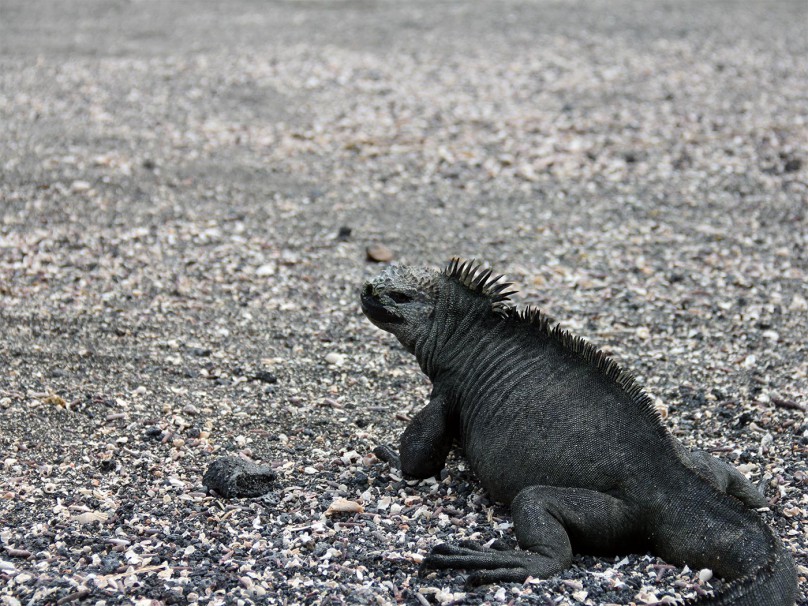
[1, 1, 805, 604]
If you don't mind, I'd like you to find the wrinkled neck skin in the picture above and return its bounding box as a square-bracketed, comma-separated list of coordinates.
[412, 285, 492, 382]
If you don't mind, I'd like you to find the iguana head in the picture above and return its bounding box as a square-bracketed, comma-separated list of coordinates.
[361, 259, 515, 355]
[360, 264, 442, 352]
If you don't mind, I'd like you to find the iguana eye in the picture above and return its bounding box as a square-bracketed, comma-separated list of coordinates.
[388, 291, 413, 304]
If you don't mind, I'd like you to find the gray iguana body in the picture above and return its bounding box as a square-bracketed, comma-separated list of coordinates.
[361, 258, 798, 606]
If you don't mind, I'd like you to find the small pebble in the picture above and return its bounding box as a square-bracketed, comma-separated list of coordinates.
[70, 180, 91, 193]
[252, 370, 278, 384]
[366, 243, 394, 263]
[255, 263, 276, 277]
[325, 352, 346, 366]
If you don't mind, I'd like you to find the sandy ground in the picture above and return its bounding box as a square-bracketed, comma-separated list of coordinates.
[1, 1, 806, 604]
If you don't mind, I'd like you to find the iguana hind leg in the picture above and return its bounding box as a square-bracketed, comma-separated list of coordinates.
[688, 450, 768, 508]
[423, 486, 642, 586]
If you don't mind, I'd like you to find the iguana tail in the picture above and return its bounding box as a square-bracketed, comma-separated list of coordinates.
[653, 480, 798, 606]
[688, 524, 797, 605]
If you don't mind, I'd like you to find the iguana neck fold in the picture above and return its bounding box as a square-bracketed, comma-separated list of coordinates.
[414, 278, 492, 381]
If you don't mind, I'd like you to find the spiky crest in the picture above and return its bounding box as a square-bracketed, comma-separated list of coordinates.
[443, 257, 516, 313]
[445, 257, 661, 425]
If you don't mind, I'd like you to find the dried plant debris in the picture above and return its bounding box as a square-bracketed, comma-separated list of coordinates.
[202, 457, 277, 499]
[0, 0, 806, 604]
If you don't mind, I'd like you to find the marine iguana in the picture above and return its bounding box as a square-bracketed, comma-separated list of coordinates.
[361, 258, 798, 606]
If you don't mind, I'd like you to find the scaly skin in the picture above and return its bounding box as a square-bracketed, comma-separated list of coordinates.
[361, 258, 797, 606]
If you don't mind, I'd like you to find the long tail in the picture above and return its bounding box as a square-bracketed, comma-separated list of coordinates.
[652, 480, 798, 606]
[688, 522, 797, 605]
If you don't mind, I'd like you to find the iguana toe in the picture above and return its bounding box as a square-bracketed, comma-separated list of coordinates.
[423, 541, 565, 584]
[455, 539, 512, 552]
[427, 542, 475, 557]
[457, 539, 487, 551]
[467, 567, 530, 586]
[425, 543, 530, 569]
[372, 444, 401, 469]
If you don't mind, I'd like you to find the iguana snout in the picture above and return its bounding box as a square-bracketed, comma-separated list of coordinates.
[360, 282, 405, 325]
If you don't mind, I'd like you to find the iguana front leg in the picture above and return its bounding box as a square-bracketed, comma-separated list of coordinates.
[424, 486, 643, 585]
[374, 389, 454, 479]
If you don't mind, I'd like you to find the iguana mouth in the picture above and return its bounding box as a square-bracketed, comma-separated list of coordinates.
[361, 290, 403, 324]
